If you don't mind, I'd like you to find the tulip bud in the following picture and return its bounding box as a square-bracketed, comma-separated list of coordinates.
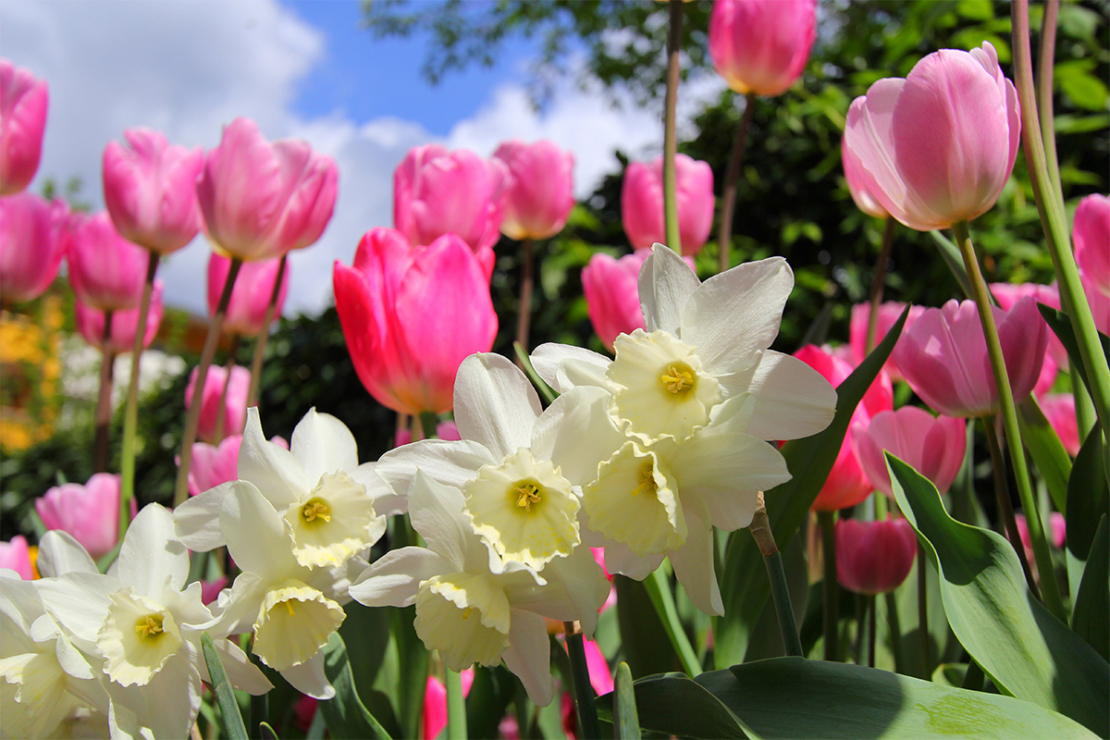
[1074, 194, 1109, 298]
[621, 154, 714, 255]
[208, 253, 288, 337]
[0, 535, 34, 580]
[836, 516, 917, 595]
[0, 60, 49, 195]
[494, 140, 576, 241]
[0, 192, 67, 303]
[65, 211, 148, 311]
[708, 0, 816, 97]
[74, 279, 165, 354]
[36, 473, 135, 559]
[184, 364, 251, 443]
[852, 407, 966, 499]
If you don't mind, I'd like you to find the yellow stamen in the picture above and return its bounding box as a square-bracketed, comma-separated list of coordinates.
[135, 614, 164, 639]
[462, 607, 473, 620]
[285, 600, 296, 616]
[301, 500, 331, 523]
[660, 365, 694, 394]
[515, 484, 542, 511]
[630, 467, 656, 497]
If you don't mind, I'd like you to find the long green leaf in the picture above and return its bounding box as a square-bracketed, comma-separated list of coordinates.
[1019, 395, 1072, 515]
[597, 672, 751, 739]
[201, 632, 249, 740]
[715, 307, 909, 667]
[929, 230, 975, 299]
[614, 662, 641, 740]
[1038, 306, 1110, 400]
[888, 455, 1110, 736]
[1072, 515, 1109, 661]
[1067, 421, 1109, 591]
[320, 632, 393, 740]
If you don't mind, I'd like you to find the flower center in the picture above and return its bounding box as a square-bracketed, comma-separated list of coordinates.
[300, 498, 331, 524]
[630, 465, 656, 497]
[660, 365, 695, 394]
[514, 483, 542, 512]
[134, 614, 165, 640]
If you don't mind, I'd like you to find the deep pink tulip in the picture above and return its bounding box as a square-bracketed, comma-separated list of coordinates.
[494, 140, 575, 241]
[835, 516, 917, 595]
[708, 0, 816, 97]
[849, 301, 925, 382]
[103, 128, 204, 254]
[1016, 512, 1066, 552]
[74, 278, 164, 354]
[852, 406, 966, 499]
[843, 42, 1020, 231]
[562, 639, 613, 738]
[0, 60, 48, 195]
[894, 298, 1047, 418]
[1040, 393, 1080, 457]
[0, 535, 34, 579]
[394, 144, 506, 275]
[208, 252, 288, 337]
[0, 192, 67, 302]
[423, 670, 475, 740]
[201, 576, 228, 606]
[36, 473, 135, 560]
[621, 154, 714, 255]
[1085, 275, 1110, 337]
[990, 281, 1063, 385]
[394, 420, 461, 447]
[843, 136, 888, 219]
[335, 228, 498, 415]
[184, 364, 250, 444]
[1074, 194, 1109, 297]
[197, 117, 338, 261]
[65, 211, 148, 311]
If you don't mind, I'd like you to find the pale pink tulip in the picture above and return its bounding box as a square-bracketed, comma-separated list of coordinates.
[0, 60, 48, 195]
[849, 301, 925, 382]
[1074, 194, 1109, 297]
[494, 140, 575, 241]
[334, 228, 498, 415]
[74, 278, 164, 354]
[894, 298, 1047, 418]
[65, 211, 148, 311]
[423, 670, 475, 740]
[843, 42, 1020, 231]
[852, 406, 966, 499]
[1040, 393, 1080, 457]
[393, 420, 461, 447]
[103, 128, 204, 254]
[208, 252, 288, 337]
[0, 191, 67, 302]
[1016, 513, 1067, 574]
[394, 144, 506, 276]
[708, 0, 816, 97]
[186, 433, 288, 497]
[835, 517, 917, 595]
[36, 473, 134, 559]
[843, 136, 888, 219]
[0, 535, 34, 579]
[184, 364, 251, 443]
[197, 117, 338, 261]
[990, 281, 1063, 386]
[621, 154, 714, 255]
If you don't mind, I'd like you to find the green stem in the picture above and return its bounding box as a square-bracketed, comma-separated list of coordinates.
[246, 254, 287, 409]
[981, 415, 1040, 596]
[642, 568, 701, 676]
[859, 595, 875, 668]
[962, 659, 985, 691]
[717, 92, 757, 273]
[884, 591, 902, 674]
[120, 252, 160, 537]
[214, 334, 240, 442]
[1075, 375, 1096, 441]
[93, 310, 115, 473]
[866, 218, 898, 354]
[917, 543, 931, 677]
[445, 667, 467, 740]
[818, 510, 839, 660]
[418, 411, 438, 440]
[174, 258, 243, 506]
[951, 221, 1066, 621]
[750, 500, 803, 658]
[565, 628, 601, 740]
[515, 238, 534, 363]
[661, 0, 683, 254]
[1037, 0, 1062, 200]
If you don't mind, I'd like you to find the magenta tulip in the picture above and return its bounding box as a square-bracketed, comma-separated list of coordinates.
[394, 144, 506, 275]
[197, 117, 338, 261]
[65, 211, 148, 311]
[334, 227, 498, 415]
[493, 140, 575, 241]
[36, 473, 134, 559]
[852, 406, 966, 499]
[849, 301, 925, 382]
[184, 364, 250, 444]
[621, 154, 714, 255]
[708, 0, 816, 97]
[894, 298, 1047, 418]
[75, 278, 164, 353]
[423, 670, 475, 740]
[0, 192, 67, 303]
[843, 42, 1020, 231]
[208, 252, 288, 337]
[201, 576, 229, 606]
[0, 60, 48, 195]
[1074, 194, 1109, 297]
[1040, 393, 1080, 457]
[836, 517, 917, 595]
[0, 535, 34, 579]
[990, 281, 1063, 387]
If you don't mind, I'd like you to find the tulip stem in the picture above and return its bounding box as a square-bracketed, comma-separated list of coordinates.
[751, 496, 804, 658]
[515, 238, 534, 363]
[718, 92, 757, 274]
[418, 411, 439, 441]
[175, 257, 243, 506]
[564, 624, 601, 740]
[865, 218, 898, 354]
[662, 0, 683, 254]
[445, 667, 467, 740]
[917, 543, 931, 677]
[214, 334, 240, 442]
[817, 510, 839, 660]
[246, 255, 287, 410]
[884, 591, 903, 674]
[1037, 0, 1062, 200]
[119, 252, 160, 537]
[93, 310, 116, 473]
[643, 568, 702, 675]
[981, 415, 1040, 597]
[951, 220, 1066, 622]
[857, 594, 875, 668]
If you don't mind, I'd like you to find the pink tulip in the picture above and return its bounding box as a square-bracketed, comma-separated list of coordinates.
[0, 60, 48, 195]
[990, 281, 1063, 385]
[74, 278, 164, 354]
[1074, 194, 1109, 297]
[423, 669, 475, 740]
[0, 535, 34, 579]
[493, 140, 576, 241]
[65, 211, 148, 311]
[843, 42, 1020, 231]
[36, 473, 134, 560]
[1040, 393, 1080, 457]
[197, 117, 338, 261]
[1085, 275, 1110, 337]
[187, 432, 288, 497]
[184, 364, 251, 444]
[1016, 512, 1067, 551]
[894, 298, 1047, 418]
[835, 516, 917, 595]
[208, 252, 288, 337]
[708, 0, 816, 97]
[843, 137, 888, 219]
[394, 144, 506, 275]
[334, 228, 498, 415]
[201, 576, 228, 606]
[102, 128, 204, 254]
[849, 301, 925, 382]
[621, 154, 714, 255]
[0, 191, 67, 303]
[394, 420, 461, 447]
[852, 407, 966, 499]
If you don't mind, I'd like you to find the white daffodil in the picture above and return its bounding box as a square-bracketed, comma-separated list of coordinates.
[375, 353, 624, 574]
[349, 470, 609, 706]
[175, 407, 391, 569]
[532, 244, 837, 445]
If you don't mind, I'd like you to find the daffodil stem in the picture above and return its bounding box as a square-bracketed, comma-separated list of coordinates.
[120, 252, 159, 537]
[247, 254, 287, 410]
[418, 411, 438, 440]
[515, 238, 534, 363]
[951, 220, 1066, 622]
[175, 257, 242, 507]
[751, 499, 804, 658]
[214, 334, 240, 442]
[817, 510, 838, 660]
[643, 568, 701, 675]
[93, 310, 115, 473]
[565, 626, 601, 740]
[718, 91, 757, 274]
[662, 0, 683, 254]
[445, 667, 467, 740]
[981, 415, 1040, 597]
[865, 218, 898, 354]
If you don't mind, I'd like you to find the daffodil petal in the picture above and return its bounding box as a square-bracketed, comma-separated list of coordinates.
[291, 408, 359, 484]
[413, 573, 511, 671]
[639, 244, 701, 335]
[251, 581, 345, 672]
[239, 408, 307, 507]
[453, 354, 541, 460]
[502, 608, 554, 707]
[530, 343, 610, 393]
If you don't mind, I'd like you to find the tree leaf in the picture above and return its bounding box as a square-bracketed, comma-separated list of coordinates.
[320, 632, 393, 740]
[1072, 515, 1109, 662]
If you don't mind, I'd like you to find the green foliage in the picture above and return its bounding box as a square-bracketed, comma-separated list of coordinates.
[320, 632, 393, 740]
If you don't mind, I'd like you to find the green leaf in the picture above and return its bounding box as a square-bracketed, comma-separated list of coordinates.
[597, 672, 751, 739]
[320, 632, 393, 740]
[614, 575, 677, 677]
[513, 341, 558, 404]
[929, 231, 974, 299]
[1068, 422, 1109, 575]
[715, 308, 909, 667]
[1036, 306, 1110, 401]
[888, 455, 1110, 736]
[1019, 395, 1072, 515]
[259, 722, 279, 740]
[614, 662, 641, 740]
[1072, 515, 1109, 662]
[465, 665, 517, 740]
[1057, 69, 1110, 112]
[200, 632, 249, 740]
